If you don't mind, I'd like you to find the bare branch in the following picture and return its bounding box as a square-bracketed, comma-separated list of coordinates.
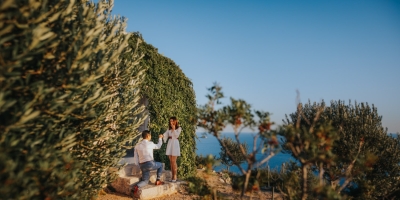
[319, 162, 324, 187]
[257, 151, 275, 167]
[338, 140, 364, 193]
[234, 131, 249, 163]
[215, 135, 247, 175]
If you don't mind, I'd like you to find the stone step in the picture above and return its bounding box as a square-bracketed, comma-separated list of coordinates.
[110, 170, 172, 195]
[110, 157, 180, 199]
[118, 157, 161, 176]
[137, 182, 182, 200]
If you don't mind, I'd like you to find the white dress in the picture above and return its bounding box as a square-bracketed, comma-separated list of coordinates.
[163, 127, 181, 156]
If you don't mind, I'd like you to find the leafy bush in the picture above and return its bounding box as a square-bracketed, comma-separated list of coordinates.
[219, 137, 248, 171]
[231, 170, 261, 192]
[0, 0, 146, 199]
[195, 155, 211, 169]
[69, 4, 147, 199]
[283, 100, 400, 199]
[186, 176, 212, 197]
[197, 83, 279, 197]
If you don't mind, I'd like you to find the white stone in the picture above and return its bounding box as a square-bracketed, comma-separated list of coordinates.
[117, 164, 136, 176]
[149, 176, 156, 183]
[226, 177, 232, 184]
[110, 158, 177, 198]
[131, 163, 165, 176]
[138, 182, 180, 200]
[110, 169, 172, 196]
[131, 164, 141, 175]
[119, 157, 136, 165]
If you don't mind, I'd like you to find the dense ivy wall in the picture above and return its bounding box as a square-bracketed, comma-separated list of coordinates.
[128, 33, 197, 178]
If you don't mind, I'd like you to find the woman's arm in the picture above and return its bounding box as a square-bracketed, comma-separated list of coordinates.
[171, 127, 181, 138]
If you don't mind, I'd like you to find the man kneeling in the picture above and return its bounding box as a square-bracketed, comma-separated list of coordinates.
[131, 130, 164, 198]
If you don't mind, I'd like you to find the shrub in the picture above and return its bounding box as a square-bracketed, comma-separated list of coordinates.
[283, 100, 400, 199]
[0, 0, 146, 199]
[69, 2, 147, 198]
[219, 137, 248, 171]
[197, 83, 279, 197]
[186, 176, 212, 197]
[195, 155, 209, 169]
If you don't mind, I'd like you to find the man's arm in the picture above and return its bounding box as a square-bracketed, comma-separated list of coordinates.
[154, 139, 163, 149]
[163, 130, 169, 143]
[153, 135, 164, 149]
[133, 145, 139, 165]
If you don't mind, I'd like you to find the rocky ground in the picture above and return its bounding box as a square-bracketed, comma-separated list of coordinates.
[97, 169, 283, 200]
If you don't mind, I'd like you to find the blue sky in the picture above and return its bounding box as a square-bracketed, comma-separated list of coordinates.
[110, 0, 400, 133]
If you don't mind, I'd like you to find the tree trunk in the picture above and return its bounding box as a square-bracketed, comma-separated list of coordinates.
[301, 165, 308, 200]
[241, 170, 251, 198]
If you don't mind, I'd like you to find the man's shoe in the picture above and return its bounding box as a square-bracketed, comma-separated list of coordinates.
[130, 185, 141, 198]
[155, 180, 164, 185]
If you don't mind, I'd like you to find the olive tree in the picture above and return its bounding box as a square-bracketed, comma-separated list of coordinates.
[283, 100, 400, 199]
[0, 0, 146, 199]
[197, 83, 279, 198]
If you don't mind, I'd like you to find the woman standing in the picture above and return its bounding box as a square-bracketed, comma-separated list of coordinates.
[163, 116, 181, 182]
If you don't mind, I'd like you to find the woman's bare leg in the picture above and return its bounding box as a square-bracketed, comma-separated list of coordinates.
[168, 155, 174, 180]
[170, 156, 178, 180]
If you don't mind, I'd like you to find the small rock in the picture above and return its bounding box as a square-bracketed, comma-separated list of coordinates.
[149, 175, 157, 183]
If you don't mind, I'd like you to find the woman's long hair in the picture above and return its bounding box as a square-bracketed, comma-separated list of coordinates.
[168, 116, 180, 130]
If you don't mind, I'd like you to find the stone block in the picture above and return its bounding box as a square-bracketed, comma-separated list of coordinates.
[110, 158, 175, 198]
[110, 176, 140, 196]
[117, 164, 136, 176]
[138, 182, 181, 200]
[119, 157, 135, 165]
[110, 170, 172, 196]
[131, 163, 166, 176]
[117, 157, 166, 176]
[131, 164, 141, 176]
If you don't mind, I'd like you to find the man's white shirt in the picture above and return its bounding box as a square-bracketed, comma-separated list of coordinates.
[133, 138, 163, 165]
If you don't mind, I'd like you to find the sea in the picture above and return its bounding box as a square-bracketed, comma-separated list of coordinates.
[195, 132, 295, 174]
[196, 132, 399, 174]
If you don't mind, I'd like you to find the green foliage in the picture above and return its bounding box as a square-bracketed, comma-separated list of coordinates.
[126, 33, 197, 178]
[283, 100, 400, 199]
[0, 0, 146, 199]
[195, 155, 207, 169]
[260, 162, 328, 200]
[270, 162, 305, 197]
[231, 171, 261, 192]
[279, 102, 344, 199]
[69, 3, 147, 199]
[219, 137, 248, 171]
[186, 176, 212, 197]
[197, 83, 279, 198]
